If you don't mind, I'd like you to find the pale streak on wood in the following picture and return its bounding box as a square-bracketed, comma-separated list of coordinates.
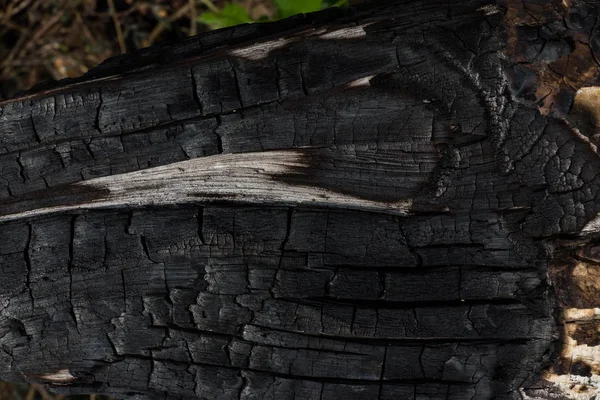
[477, 4, 501, 16]
[318, 24, 369, 40]
[227, 24, 370, 61]
[582, 213, 600, 233]
[564, 308, 600, 322]
[0, 150, 413, 222]
[228, 37, 297, 61]
[346, 75, 375, 88]
[35, 369, 77, 384]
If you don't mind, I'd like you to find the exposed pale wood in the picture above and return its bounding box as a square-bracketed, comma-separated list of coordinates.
[0, 148, 419, 222]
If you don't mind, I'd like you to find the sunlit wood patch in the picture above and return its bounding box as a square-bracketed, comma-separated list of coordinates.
[538, 310, 600, 399]
[532, 239, 600, 399]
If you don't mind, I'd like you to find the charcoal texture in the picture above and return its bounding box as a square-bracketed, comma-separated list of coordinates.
[2, 0, 600, 399]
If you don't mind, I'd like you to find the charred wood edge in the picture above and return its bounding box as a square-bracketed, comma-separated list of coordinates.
[500, 0, 600, 397]
[3, 5, 363, 101]
[0, 0, 483, 106]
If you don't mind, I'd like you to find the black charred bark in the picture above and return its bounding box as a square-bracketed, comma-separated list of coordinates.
[1, 0, 600, 399]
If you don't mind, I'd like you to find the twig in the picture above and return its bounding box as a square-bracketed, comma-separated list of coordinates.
[82, 8, 138, 19]
[43, 60, 63, 81]
[75, 10, 99, 50]
[25, 64, 38, 88]
[0, 0, 33, 22]
[25, 386, 36, 400]
[1, 20, 27, 34]
[107, 0, 127, 54]
[3, 60, 45, 67]
[0, 29, 28, 78]
[22, 10, 65, 54]
[143, 4, 192, 47]
[0, 1, 54, 73]
[189, 0, 197, 37]
[33, 384, 54, 400]
[4, 8, 65, 79]
[26, 0, 43, 25]
[200, 0, 220, 14]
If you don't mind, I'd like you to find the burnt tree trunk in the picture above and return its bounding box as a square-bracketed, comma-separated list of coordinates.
[1, 0, 600, 398]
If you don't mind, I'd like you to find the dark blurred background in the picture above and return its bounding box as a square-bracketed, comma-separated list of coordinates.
[0, 0, 345, 100]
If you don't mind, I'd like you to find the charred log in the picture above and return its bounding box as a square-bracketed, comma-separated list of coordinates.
[1, 0, 600, 399]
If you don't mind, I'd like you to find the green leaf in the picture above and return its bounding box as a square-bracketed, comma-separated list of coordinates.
[197, 2, 253, 30]
[274, 0, 323, 19]
[322, 0, 348, 7]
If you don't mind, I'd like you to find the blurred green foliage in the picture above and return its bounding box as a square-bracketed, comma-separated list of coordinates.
[197, 2, 253, 30]
[197, 0, 348, 30]
[275, 0, 323, 18]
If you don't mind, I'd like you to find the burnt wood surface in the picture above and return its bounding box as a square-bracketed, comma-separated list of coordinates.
[2, 0, 600, 399]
